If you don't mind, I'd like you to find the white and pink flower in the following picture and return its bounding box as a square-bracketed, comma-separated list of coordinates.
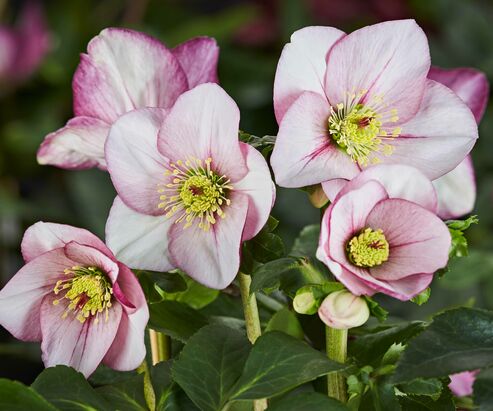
[271, 20, 478, 188]
[0, 222, 148, 377]
[105, 83, 275, 289]
[317, 164, 451, 300]
[37, 28, 219, 170]
[449, 370, 478, 397]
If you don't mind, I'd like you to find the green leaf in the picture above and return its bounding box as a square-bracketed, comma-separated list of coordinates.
[364, 297, 389, 322]
[369, 377, 401, 411]
[399, 378, 443, 400]
[410, 288, 431, 306]
[149, 300, 209, 342]
[446, 215, 478, 230]
[267, 392, 348, 410]
[32, 365, 112, 410]
[265, 307, 304, 339]
[238, 131, 276, 155]
[165, 274, 219, 309]
[250, 257, 300, 294]
[448, 228, 469, 258]
[393, 308, 493, 383]
[290, 224, 320, 258]
[137, 271, 188, 303]
[96, 375, 147, 411]
[172, 324, 251, 411]
[151, 361, 173, 410]
[473, 367, 493, 411]
[0, 379, 58, 411]
[397, 387, 455, 410]
[248, 232, 285, 263]
[231, 331, 345, 400]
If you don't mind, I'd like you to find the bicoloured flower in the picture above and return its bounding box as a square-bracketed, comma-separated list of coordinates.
[105, 83, 275, 289]
[0, 222, 148, 377]
[37, 28, 219, 170]
[449, 370, 478, 397]
[318, 290, 370, 330]
[429, 66, 489, 219]
[317, 165, 451, 300]
[271, 20, 478, 188]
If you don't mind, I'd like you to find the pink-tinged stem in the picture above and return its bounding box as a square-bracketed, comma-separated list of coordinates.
[326, 326, 348, 402]
[137, 359, 156, 411]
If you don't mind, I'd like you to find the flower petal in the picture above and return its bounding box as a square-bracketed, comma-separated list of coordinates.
[429, 66, 489, 122]
[433, 156, 476, 219]
[37, 116, 109, 170]
[40, 294, 122, 378]
[168, 192, 248, 289]
[73, 28, 188, 123]
[172, 37, 219, 88]
[271, 91, 359, 188]
[385, 80, 478, 179]
[157, 83, 247, 181]
[103, 263, 148, 371]
[235, 143, 276, 241]
[106, 108, 168, 216]
[105, 196, 175, 272]
[21, 222, 110, 263]
[273, 26, 345, 122]
[367, 199, 451, 281]
[325, 19, 430, 123]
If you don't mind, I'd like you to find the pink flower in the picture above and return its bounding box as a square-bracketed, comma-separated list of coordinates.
[105, 83, 275, 289]
[271, 20, 478, 188]
[316, 164, 451, 300]
[449, 370, 479, 397]
[429, 67, 489, 219]
[0, 1, 50, 84]
[37, 28, 219, 170]
[0, 222, 148, 377]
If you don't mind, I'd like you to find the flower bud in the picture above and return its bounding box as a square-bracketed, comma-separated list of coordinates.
[293, 290, 319, 314]
[318, 290, 370, 330]
[307, 184, 329, 208]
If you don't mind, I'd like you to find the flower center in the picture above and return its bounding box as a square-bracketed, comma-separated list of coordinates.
[328, 91, 401, 166]
[53, 266, 113, 324]
[158, 157, 232, 231]
[347, 228, 389, 268]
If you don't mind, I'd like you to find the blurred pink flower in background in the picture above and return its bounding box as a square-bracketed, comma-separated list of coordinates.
[37, 28, 219, 170]
[0, 222, 148, 377]
[449, 370, 479, 397]
[317, 165, 450, 301]
[0, 1, 50, 85]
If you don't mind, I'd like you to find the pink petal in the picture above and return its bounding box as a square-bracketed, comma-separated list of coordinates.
[40, 294, 122, 378]
[37, 116, 109, 170]
[386, 80, 478, 179]
[172, 37, 219, 88]
[105, 196, 175, 272]
[366, 199, 451, 281]
[21, 222, 110, 263]
[73, 28, 188, 123]
[325, 164, 438, 213]
[168, 192, 249, 289]
[103, 263, 148, 371]
[157, 83, 248, 182]
[235, 143, 276, 241]
[273, 26, 345, 123]
[0, 28, 16, 77]
[325, 20, 429, 123]
[384, 273, 434, 301]
[0, 249, 77, 341]
[271, 91, 359, 188]
[106, 108, 168, 216]
[449, 371, 478, 397]
[321, 179, 347, 202]
[429, 66, 489, 122]
[433, 156, 476, 219]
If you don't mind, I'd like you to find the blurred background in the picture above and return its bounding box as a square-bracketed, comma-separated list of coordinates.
[0, 0, 492, 383]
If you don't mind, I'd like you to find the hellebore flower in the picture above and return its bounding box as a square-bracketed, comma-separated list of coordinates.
[37, 28, 219, 170]
[318, 290, 370, 330]
[271, 20, 478, 188]
[449, 370, 478, 397]
[0, 222, 148, 377]
[429, 66, 489, 219]
[0, 1, 50, 85]
[317, 165, 451, 300]
[105, 83, 275, 289]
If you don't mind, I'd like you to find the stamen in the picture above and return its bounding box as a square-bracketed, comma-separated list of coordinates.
[347, 228, 389, 268]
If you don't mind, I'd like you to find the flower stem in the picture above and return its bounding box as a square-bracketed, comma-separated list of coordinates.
[238, 272, 268, 411]
[149, 329, 170, 365]
[137, 359, 156, 411]
[326, 326, 348, 403]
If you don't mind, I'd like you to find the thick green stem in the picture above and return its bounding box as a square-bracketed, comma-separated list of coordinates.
[137, 359, 156, 411]
[149, 329, 170, 365]
[238, 272, 268, 411]
[326, 326, 348, 403]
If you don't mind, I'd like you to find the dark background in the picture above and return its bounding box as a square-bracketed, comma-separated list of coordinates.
[1, 0, 492, 383]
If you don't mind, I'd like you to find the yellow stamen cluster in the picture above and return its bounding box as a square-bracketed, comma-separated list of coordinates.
[328, 90, 401, 166]
[158, 157, 232, 231]
[53, 266, 113, 324]
[347, 228, 389, 268]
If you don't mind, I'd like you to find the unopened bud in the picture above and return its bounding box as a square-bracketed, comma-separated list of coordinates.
[293, 290, 319, 314]
[318, 290, 370, 330]
[307, 185, 329, 208]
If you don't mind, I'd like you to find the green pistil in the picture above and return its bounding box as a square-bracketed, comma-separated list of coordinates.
[347, 228, 389, 268]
